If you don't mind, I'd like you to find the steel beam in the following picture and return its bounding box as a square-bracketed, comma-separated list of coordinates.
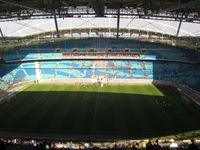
[54, 13, 60, 38]
[116, 8, 120, 39]
[176, 19, 182, 37]
[0, 9, 200, 23]
[92, 0, 105, 17]
[0, 28, 4, 37]
[0, 0, 43, 11]
[162, 0, 200, 12]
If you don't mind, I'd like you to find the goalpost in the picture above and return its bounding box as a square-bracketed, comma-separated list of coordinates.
[91, 75, 108, 87]
[99, 75, 107, 87]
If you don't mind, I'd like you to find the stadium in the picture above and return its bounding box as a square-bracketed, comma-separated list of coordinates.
[0, 0, 200, 149]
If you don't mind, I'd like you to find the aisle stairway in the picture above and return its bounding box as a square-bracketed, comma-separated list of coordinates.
[20, 64, 30, 80]
[142, 61, 147, 78]
[54, 61, 59, 79]
[35, 61, 41, 80]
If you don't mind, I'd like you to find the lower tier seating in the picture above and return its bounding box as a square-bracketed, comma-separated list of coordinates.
[0, 60, 199, 91]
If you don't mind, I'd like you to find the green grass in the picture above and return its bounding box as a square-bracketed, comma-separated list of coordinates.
[23, 84, 164, 96]
[0, 84, 200, 140]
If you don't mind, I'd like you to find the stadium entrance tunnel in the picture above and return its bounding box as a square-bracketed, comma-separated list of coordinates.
[0, 84, 200, 140]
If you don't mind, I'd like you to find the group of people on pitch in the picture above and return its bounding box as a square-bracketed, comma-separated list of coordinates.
[138, 139, 199, 150]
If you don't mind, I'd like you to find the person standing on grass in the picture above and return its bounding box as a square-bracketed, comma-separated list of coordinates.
[146, 139, 154, 150]
[154, 139, 162, 150]
[0, 137, 6, 150]
[189, 139, 199, 150]
[132, 142, 139, 150]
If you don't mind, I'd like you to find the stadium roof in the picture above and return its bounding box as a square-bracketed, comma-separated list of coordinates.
[1, 18, 200, 37]
[0, 0, 200, 17]
[0, 0, 200, 38]
[1, 0, 200, 22]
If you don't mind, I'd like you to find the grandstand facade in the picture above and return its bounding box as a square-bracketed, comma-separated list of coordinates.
[1, 38, 200, 91]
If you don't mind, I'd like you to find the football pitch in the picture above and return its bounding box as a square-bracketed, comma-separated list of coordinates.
[0, 84, 200, 140]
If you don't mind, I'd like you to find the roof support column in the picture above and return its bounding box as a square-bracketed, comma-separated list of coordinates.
[54, 13, 60, 38]
[0, 28, 4, 38]
[176, 19, 182, 37]
[116, 8, 120, 39]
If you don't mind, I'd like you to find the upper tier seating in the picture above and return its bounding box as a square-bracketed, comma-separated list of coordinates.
[2, 39, 200, 62]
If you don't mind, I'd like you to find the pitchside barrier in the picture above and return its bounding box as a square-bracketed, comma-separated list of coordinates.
[39, 78, 154, 85]
[0, 80, 33, 104]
